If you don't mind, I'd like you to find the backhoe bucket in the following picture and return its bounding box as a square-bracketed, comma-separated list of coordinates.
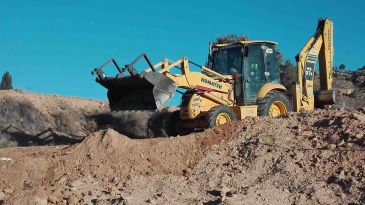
[97, 72, 176, 111]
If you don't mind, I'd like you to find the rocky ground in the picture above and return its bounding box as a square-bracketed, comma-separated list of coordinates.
[0, 70, 364, 204]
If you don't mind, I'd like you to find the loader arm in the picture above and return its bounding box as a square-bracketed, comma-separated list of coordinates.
[293, 18, 335, 112]
[93, 54, 234, 111]
[144, 57, 232, 89]
[143, 57, 234, 106]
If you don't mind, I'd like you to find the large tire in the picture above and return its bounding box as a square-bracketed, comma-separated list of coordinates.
[258, 90, 292, 117]
[166, 111, 192, 136]
[207, 105, 237, 128]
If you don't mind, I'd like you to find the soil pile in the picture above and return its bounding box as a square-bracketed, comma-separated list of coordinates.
[0, 108, 364, 204]
[118, 108, 365, 204]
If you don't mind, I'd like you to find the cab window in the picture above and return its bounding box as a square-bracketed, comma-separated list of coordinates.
[211, 46, 242, 75]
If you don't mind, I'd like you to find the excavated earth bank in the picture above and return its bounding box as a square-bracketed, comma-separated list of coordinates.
[0, 108, 364, 204]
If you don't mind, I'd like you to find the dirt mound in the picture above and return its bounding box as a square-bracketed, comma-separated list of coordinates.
[0, 108, 364, 204]
[116, 108, 365, 204]
[55, 123, 239, 183]
[0, 122, 240, 204]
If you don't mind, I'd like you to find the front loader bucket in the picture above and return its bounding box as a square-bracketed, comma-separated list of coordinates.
[97, 72, 176, 111]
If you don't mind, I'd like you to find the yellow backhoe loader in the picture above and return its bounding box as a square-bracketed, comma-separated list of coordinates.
[92, 18, 335, 135]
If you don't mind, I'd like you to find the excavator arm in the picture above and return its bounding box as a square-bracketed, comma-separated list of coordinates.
[292, 18, 335, 111]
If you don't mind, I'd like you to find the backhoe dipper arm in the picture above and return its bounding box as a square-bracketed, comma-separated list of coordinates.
[293, 18, 335, 111]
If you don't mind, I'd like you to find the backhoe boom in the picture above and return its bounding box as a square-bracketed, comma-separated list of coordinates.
[293, 18, 335, 111]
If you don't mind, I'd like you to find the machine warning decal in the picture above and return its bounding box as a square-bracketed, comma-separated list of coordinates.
[307, 54, 317, 62]
[305, 62, 315, 80]
[307, 49, 319, 62]
[201, 78, 222, 89]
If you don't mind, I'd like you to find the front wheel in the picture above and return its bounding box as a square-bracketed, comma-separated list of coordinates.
[207, 105, 237, 128]
[258, 91, 292, 117]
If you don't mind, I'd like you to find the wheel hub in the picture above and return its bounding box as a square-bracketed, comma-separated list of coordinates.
[215, 113, 231, 126]
[269, 101, 287, 117]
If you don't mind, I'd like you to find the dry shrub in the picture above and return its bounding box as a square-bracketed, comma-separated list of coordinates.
[84, 119, 98, 133]
[0, 97, 48, 133]
[52, 111, 78, 135]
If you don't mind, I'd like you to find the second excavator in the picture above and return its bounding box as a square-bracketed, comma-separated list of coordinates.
[92, 18, 335, 135]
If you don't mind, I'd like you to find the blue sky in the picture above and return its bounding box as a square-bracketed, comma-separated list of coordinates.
[1, 0, 364, 104]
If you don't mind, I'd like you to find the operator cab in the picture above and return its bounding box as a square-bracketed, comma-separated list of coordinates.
[208, 41, 280, 105]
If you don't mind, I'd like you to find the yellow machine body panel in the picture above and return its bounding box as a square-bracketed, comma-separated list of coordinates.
[180, 93, 221, 120]
[231, 105, 258, 120]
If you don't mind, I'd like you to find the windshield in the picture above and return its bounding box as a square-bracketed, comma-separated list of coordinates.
[211, 46, 242, 75]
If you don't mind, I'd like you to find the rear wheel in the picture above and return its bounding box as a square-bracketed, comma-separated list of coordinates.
[258, 91, 291, 117]
[207, 105, 237, 128]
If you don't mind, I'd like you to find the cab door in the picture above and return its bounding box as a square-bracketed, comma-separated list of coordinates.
[243, 44, 266, 104]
